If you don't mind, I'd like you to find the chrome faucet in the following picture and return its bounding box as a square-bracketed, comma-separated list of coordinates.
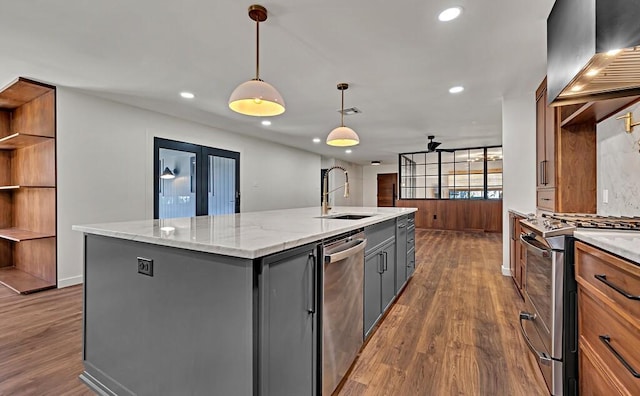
[322, 166, 349, 215]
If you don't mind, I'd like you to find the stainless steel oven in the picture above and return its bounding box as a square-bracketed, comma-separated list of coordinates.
[518, 220, 577, 396]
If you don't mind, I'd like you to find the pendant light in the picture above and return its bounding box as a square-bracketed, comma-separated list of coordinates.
[229, 5, 285, 117]
[326, 83, 360, 147]
[160, 167, 175, 179]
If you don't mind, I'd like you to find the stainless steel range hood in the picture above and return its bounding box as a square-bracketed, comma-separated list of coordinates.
[547, 0, 640, 106]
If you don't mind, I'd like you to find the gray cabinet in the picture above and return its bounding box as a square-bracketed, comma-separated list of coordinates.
[364, 237, 395, 337]
[259, 243, 319, 396]
[407, 215, 416, 277]
[395, 215, 408, 292]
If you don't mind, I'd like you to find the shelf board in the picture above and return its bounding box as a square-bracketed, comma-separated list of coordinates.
[0, 228, 55, 242]
[0, 78, 55, 110]
[0, 185, 55, 190]
[0, 267, 55, 294]
[0, 133, 53, 150]
[561, 95, 640, 127]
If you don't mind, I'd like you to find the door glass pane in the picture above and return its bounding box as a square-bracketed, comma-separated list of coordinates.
[159, 148, 196, 219]
[208, 155, 236, 215]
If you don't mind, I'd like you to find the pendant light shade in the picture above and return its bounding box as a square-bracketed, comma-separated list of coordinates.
[160, 167, 175, 179]
[327, 83, 359, 147]
[229, 5, 285, 117]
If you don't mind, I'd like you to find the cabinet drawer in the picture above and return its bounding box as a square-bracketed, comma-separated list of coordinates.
[579, 287, 640, 395]
[536, 188, 555, 211]
[364, 219, 396, 254]
[579, 342, 625, 396]
[576, 242, 640, 325]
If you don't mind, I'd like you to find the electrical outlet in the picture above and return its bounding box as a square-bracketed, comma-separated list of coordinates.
[433, 214, 437, 220]
[603, 189, 609, 204]
[137, 257, 154, 276]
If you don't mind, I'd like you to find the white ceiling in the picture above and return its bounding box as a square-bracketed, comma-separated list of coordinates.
[0, 0, 555, 165]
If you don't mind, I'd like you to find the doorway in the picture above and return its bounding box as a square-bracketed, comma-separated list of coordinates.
[377, 173, 397, 207]
[154, 138, 240, 219]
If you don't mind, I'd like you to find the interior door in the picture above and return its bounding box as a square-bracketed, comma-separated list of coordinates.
[154, 138, 240, 219]
[377, 173, 397, 207]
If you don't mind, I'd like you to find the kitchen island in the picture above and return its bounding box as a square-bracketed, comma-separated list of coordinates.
[73, 206, 416, 396]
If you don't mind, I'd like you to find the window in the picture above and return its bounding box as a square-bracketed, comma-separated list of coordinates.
[399, 146, 502, 200]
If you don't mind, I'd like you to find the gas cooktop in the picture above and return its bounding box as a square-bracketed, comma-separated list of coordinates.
[521, 213, 640, 239]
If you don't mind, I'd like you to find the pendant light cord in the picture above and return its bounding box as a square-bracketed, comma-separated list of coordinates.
[255, 19, 260, 80]
[340, 89, 345, 126]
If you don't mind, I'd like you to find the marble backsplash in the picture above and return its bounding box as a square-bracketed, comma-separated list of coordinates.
[597, 101, 640, 216]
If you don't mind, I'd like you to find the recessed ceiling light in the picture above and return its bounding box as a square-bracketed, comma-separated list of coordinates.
[312, 137, 321, 143]
[606, 48, 622, 56]
[438, 7, 462, 22]
[180, 92, 195, 99]
[261, 120, 271, 126]
[345, 149, 352, 154]
[371, 160, 381, 166]
[449, 86, 464, 94]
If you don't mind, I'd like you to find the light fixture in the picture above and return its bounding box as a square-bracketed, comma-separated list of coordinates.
[345, 149, 352, 154]
[427, 135, 441, 152]
[160, 167, 176, 179]
[571, 85, 583, 92]
[229, 5, 285, 117]
[261, 120, 271, 126]
[449, 86, 464, 94]
[585, 69, 599, 77]
[326, 83, 360, 147]
[606, 48, 622, 56]
[180, 92, 195, 99]
[438, 7, 462, 22]
[371, 160, 381, 166]
[312, 137, 321, 143]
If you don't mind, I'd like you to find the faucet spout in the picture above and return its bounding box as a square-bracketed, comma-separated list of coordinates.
[322, 166, 349, 215]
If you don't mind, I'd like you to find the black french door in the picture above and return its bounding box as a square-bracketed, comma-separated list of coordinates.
[154, 137, 240, 219]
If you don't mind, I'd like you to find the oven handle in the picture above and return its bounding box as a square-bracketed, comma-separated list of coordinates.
[599, 335, 640, 378]
[324, 238, 366, 264]
[595, 274, 640, 301]
[519, 234, 551, 258]
[519, 312, 558, 366]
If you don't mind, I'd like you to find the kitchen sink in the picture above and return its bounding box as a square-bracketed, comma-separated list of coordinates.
[320, 214, 375, 220]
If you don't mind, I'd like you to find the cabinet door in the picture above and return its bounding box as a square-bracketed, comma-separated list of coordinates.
[260, 244, 318, 396]
[407, 247, 415, 278]
[395, 219, 408, 292]
[364, 251, 382, 337]
[544, 89, 556, 189]
[536, 83, 546, 188]
[381, 242, 396, 312]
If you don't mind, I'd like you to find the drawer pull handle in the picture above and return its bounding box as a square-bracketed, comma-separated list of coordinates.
[599, 335, 640, 378]
[519, 311, 558, 366]
[595, 274, 640, 301]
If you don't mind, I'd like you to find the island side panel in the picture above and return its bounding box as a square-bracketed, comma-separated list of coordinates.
[82, 234, 255, 396]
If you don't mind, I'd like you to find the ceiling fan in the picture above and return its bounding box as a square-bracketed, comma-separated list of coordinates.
[426, 135, 441, 152]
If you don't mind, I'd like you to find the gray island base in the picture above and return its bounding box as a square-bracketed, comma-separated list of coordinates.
[74, 206, 417, 396]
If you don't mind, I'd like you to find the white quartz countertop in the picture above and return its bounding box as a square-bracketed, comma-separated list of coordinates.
[508, 208, 534, 218]
[574, 230, 640, 264]
[72, 206, 417, 259]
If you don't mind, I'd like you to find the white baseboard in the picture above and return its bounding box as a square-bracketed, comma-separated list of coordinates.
[501, 266, 512, 277]
[58, 275, 83, 288]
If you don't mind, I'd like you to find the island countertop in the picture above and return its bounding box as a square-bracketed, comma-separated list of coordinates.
[72, 206, 417, 259]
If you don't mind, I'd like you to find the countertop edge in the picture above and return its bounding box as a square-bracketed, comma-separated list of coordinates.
[574, 230, 640, 265]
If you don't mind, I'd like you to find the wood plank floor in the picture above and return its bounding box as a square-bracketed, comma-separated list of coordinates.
[337, 230, 548, 396]
[0, 230, 547, 395]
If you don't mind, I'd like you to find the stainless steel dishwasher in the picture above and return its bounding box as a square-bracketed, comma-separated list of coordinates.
[322, 230, 366, 396]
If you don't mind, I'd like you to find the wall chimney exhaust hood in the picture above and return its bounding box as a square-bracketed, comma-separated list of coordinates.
[547, 0, 640, 106]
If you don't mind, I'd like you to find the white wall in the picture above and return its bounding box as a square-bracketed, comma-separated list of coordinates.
[596, 102, 640, 216]
[363, 164, 399, 207]
[57, 88, 321, 287]
[501, 93, 537, 275]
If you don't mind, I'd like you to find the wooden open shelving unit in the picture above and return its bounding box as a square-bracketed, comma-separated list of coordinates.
[0, 77, 56, 294]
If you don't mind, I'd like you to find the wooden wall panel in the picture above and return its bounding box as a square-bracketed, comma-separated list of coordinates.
[13, 188, 55, 235]
[11, 91, 55, 137]
[397, 200, 503, 232]
[14, 237, 56, 282]
[0, 191, 12, 229]
[0, 111, 10, 138]
[557, 124, 597, 213]
[11, 139, 55, 186]
[0, 239, 12, 268]
[0, 151, 11, 186]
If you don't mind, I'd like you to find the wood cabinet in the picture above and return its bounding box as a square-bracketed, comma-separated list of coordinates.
[260, 243, 319, 396]
[0, 78, 56, 294]
[508, 212, 525, 297]
[575, 242, 640, 396]
[535, 77, 640, 213]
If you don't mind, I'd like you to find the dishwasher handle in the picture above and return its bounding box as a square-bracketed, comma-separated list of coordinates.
[324, 239, 367, 264]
